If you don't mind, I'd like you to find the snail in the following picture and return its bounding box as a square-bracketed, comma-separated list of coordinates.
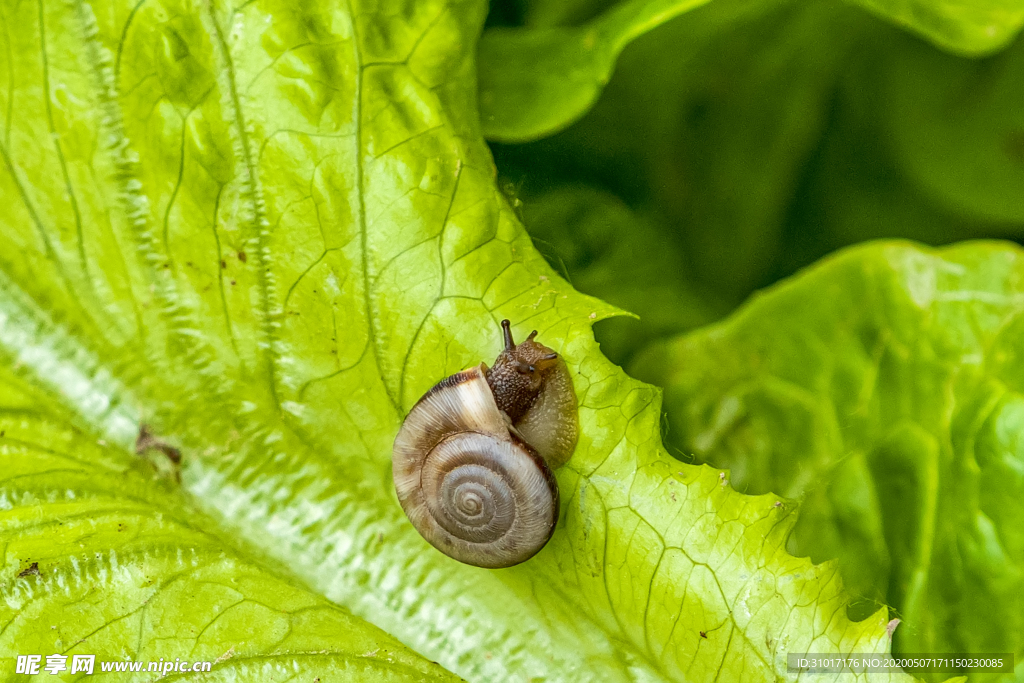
[393, 319, 579, 568]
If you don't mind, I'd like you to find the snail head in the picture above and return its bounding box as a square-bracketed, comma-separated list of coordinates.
[487, 319, 560, 422]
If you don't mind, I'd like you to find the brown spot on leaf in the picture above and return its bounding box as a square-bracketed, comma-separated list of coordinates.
[136, 425, 182, 464]
[136, 425, 183, 482]
[220, 259, 227, 269]
[237, 250, 247, 263]
[18, 562, 39, 578]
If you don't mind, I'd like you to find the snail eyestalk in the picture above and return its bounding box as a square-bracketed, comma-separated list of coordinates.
[501, 318, 515, 351]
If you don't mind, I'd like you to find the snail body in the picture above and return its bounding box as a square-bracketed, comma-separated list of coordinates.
[392, 320, 579, 568]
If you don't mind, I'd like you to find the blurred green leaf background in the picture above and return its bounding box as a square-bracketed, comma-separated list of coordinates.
[486, 0, 1024, 364]
[482, 0, 1024, 678]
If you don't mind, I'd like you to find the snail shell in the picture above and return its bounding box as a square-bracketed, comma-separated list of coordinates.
[392, 320, 579, 568]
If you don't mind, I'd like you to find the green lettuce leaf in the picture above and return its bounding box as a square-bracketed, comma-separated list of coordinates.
[478, 0, 1024, 145]
[0, 394, 462, 682]
[478, 0, 713, 142]
[0, 0, 919, 680]
[844, 0, 1024, 56]
[632, 242, 1024, 677]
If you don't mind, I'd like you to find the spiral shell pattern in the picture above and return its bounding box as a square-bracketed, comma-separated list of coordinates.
[393, 366, 559, 568]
